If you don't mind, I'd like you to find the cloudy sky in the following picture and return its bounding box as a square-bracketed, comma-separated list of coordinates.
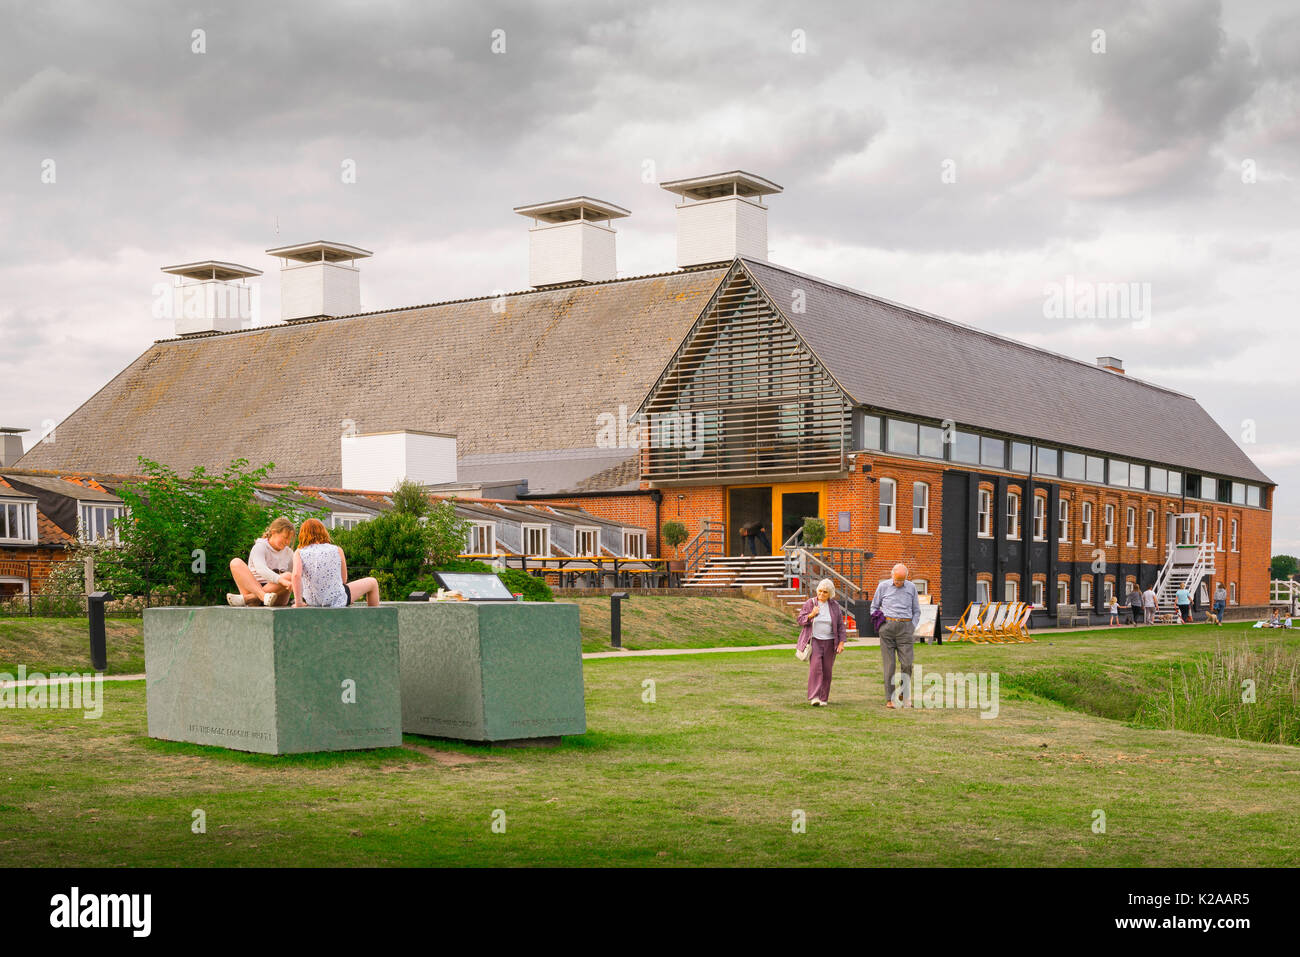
[1, 0, 1297, 550]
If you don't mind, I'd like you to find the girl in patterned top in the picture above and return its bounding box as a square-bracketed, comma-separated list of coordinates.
[291, 518, 381, 608]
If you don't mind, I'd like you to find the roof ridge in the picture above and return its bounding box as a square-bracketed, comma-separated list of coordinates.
[741, 257, 1194, 402]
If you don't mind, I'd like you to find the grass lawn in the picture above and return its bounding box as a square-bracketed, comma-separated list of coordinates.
[570, 595, 799, 652]
[0, 621, 1297, 866]
[0, 617, 145, 676]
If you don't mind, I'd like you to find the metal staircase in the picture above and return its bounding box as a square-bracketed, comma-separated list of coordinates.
[1153, 513, 1215, 615]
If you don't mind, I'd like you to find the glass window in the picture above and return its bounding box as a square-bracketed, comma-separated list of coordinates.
[980, 436, 1006, 468]
[1086, 456, 1105, 483]
[1148, 467, 1167, 493]
[1005, 580, 1018, 603]
[952, 430, 980, 464]
[1062, 451, 1085, 480]
[1035, 446, 1059, 476]
[977, 489, 991, 537]
[1104, 504, 1115, 544]
[886, 419, 919, 456]
[860, 414, 882, 450]
[912, 482, 929, 531]
[1129, 464, 1146, 490]
[1010, 442, 1032, 473]
[1247, 486, 1260, 507]
[1080, 578, 1093, 606]
[1058, 500, 1070, 541]
[1056, 580, 1069, 605]
[879, 478, 896, 531]
[1216, 517, 1223, 551]
[1033, 580, 1045, 606]
[1081, 502, 1093, 542]
[1104, 579, 1114, 603]
[913, 579, 929, 595]
[1230, 582, 1237, 604]
[1006, 490, 1020, 538]
[1126, 506, 1136, 546]
[1231, 519, 1238, 551]
[919, 424, 945, 459]
[1034, 495, 1047, 540]
[1201, 477, 1217, 501]
[622, 529, 646, 558]
[1231, 482, 1245, 505]
[1167, 471, 1181, 495]
[976, 580, 991, 605]
[1146, 509, 1155, 546]
[1108, 460, 1128, 487]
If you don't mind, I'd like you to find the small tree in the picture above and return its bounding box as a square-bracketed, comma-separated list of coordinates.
[331, 511, 431, 600]
[1271, 555, 1298, 581]
[662, 520, 688, 559]
[802, 517, 827, 547]
[391, 477, 430, 518]
[424, 498, 471, 565]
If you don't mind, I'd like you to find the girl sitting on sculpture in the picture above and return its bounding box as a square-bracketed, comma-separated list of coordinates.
[291, 518, 381, 608]
[228, 517, 296, 606]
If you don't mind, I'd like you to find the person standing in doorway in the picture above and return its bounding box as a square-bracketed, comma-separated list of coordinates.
[870, 563, 922, 708]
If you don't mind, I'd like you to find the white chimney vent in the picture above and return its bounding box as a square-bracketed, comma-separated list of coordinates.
[0, 427, 27, 467]
[513, 197, 629, 287]
[341, 430, 457, 491]
[1096, 356, 1125, 374]
[160, 260, 262, 336]
[266, 240, 371, 321]
[660, 170, 782, 267]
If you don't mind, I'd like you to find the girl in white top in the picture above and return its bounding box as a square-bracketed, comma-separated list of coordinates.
[228, 517, 296, 607]
[1108, 596, 1120, 626]
[291, 518, 381, 608]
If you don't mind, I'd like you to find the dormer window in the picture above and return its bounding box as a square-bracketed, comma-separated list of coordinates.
[79, 503, 124, 543]
[0, 499, 37, 544]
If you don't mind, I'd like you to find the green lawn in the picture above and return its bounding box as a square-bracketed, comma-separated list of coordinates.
[0, 622, 1296, 866]
[0, 617, 145, 676]
[570, 595, 800, 652]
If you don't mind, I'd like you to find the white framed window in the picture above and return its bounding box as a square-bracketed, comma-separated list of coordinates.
[912, 482, 929, 532]
[1006, 490, 1020, 539]
[1103, 579, 1114, 603]
[467, 521, 496, 554]
[1104, 504, 1115, 545]
[1080, 577, 1093, 606]
[1145, 509, 1155, 547]
[1032, 580, 1045, 606]
[879, 478, 897, 532]
[1081, 502, 1093, 543]
[976, 579, 991, 605]
[1216, 517, 1223, 551]
[522, 523, 551, 556]
[0, 576, 29, 596]
[78, 503, 123, 544]
[1229, 582, 1237, 604]
[574, 526, 601, 556]
[977, 488, 992, 538]
[1058, 500, 1070, 542]
[0, 499, 37, 545]
[1125, 506, 1136, 547]
[1056, 579, 1069, 605]
[1231, 519, 1238, 552]
[1004, 580, 1018, 603]
[913, 578, 929, 595]
[329, 512, 369, 531]
[622, 529, 646, 558]
[1033, 494, 1047, 541]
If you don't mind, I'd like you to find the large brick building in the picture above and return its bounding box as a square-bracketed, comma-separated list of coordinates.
[15, 171, 1273, 625]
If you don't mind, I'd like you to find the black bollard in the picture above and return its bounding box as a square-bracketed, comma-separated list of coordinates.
[88, 591, 113, 672]
[610, 591, 629, 649]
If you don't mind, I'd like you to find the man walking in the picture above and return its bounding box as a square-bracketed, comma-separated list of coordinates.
[1142, 582, 1157, 624]
[871, 563, 922, 708]
[1126, 582, 1144, 626]
[1213, 582, 1227, 625]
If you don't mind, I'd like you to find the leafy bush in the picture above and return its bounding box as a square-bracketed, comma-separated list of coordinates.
[390, 478, 430, 518]
[662, 520, 688, 558]
[803, 517, 827, 547]
[331, 511, 432, 601]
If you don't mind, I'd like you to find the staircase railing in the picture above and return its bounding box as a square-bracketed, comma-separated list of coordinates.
[1155, 541, 1215, 607]
[785, 546, 869, 603]
[683, 518, 725, 581]
[1270, 579, 1299, 610]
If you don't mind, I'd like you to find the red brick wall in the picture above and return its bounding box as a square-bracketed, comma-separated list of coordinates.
[0, 546, 71, 593]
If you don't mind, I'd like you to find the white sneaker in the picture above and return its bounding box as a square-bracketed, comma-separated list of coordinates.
[810, 698, 824, 706]
[226, 593, 246, 607]
[262, 592, 278, 607]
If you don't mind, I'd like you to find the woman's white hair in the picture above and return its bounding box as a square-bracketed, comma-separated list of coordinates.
[816, 578, 836, 599]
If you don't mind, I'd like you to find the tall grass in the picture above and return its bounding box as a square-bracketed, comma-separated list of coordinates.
[1137, 639, 1300, 746]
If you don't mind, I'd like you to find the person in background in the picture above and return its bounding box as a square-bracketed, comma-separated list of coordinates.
[796, 579, 847, 706]
[1143, 583, 1158, 625]
[1176, 584, 1192, 623]
[1213, 582, 1227, 626]
[870, 563, 922, 709]
[753, 521, 771, 556]
[1108, 594, 1120, 626]
[228, 517, 296, 606]
[1126, 583, 1144, 626]
[738, 522, 754, 556]
[292, 518, 381, 608]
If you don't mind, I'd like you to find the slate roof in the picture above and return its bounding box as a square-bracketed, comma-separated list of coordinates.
[17, 268, 728, 487]
[742, 259, 1272, 485]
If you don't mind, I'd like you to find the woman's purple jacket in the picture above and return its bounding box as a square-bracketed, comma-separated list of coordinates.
[796, 597, 847, 651]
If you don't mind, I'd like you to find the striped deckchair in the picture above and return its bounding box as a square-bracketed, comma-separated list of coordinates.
[945, 602, 981, 641]
[969, 602, 1004, 643]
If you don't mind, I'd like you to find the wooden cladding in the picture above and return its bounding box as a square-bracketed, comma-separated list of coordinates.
[640, 268, 850, 482]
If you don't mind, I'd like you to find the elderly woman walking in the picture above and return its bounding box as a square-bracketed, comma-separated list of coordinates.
[796, 579, 847, 706]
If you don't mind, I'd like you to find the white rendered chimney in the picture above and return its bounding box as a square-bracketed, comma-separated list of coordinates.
[341, 430, 457, 491]
[1096, 356, 1125, 374]
[513, 197, 630, 287]
[160, 260, 263, 336]
[659, 170, 782, 267]
[266, 240, 372, 321]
